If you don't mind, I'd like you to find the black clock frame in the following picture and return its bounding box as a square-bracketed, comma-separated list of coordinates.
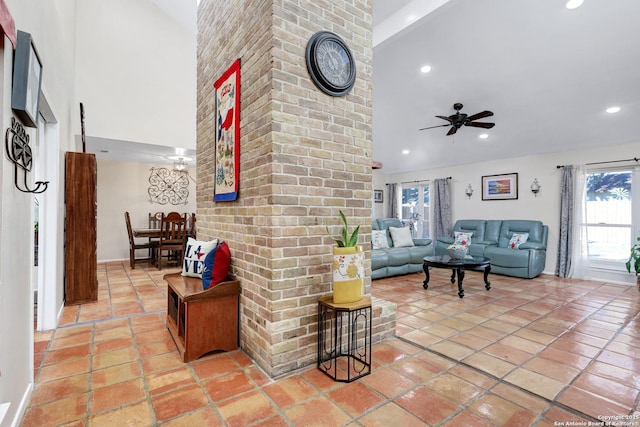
[305, 31, 356, 97]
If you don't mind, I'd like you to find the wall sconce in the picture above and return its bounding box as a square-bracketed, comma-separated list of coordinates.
[465, 184, 474, 199]
[530, 178, 541, 197]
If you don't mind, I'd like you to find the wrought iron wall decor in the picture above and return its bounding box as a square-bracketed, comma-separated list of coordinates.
[148, 167, 189, 205]
[5, 117, 49, 193]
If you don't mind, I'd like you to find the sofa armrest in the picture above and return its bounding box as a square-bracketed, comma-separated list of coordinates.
[519, 242, 546, 250]
[413, 238, 432, 246]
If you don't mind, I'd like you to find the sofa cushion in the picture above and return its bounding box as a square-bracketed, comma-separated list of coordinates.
[453, 231, 473, 247]
[508, 233, 529, 249]
[454, 220, 486, 242]
[372, 230, 389, 249]
[407, 246, 433, 263]
[498, 220, 544, 248]
[384, 247, 411, 266]
[371, 250, 389, 270]
[389, 226, 415, 248]
[484, 246, 530, 268]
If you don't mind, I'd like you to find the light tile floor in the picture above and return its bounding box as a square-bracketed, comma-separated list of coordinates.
[24, 262, 640, 426]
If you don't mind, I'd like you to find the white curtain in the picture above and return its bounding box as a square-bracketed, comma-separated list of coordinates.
[569, 165, 589, 278]
[556, 165, 589, 278]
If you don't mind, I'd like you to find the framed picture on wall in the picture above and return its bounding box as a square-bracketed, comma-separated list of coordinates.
[482, 173, 518, 200]
[373, 189, 383, 203]
[11, 30, 43, 128]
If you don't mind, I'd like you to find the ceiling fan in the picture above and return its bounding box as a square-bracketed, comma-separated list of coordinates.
[419, 103, 495, 136]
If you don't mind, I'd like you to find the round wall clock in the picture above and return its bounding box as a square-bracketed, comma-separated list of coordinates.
[305, 31, 356, 97]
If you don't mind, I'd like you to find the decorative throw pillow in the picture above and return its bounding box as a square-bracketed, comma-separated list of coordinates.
[372, 230, 389, 249]
[181, 237, 218, 278]
[202, 242, 231, 289]
[453, 231, 473, 247]
[509, 233, 529, 249]
[388, 226, 415, 248]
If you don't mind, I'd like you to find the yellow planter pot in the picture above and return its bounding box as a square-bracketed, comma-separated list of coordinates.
[332, 246, 364, 303]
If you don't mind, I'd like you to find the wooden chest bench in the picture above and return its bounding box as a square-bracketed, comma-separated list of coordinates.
[164, 272, 240, 362]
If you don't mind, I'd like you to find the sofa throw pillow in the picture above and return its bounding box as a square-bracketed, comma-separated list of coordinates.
[389, 226, 414, 248]
[372, 230, 389, 249]
[202, 241, 231, 289]
[181, 237, 218, 278]
[453, 231, 473, 247]
[509, 233, 529, 249]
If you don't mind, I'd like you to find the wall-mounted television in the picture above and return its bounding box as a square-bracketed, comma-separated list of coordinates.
[11, 30, 42, 128]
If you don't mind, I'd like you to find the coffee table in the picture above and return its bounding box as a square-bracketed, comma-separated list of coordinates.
[423, 255, 491, 298]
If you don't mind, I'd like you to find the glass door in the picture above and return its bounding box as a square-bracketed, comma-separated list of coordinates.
[401, 184, 430, 239]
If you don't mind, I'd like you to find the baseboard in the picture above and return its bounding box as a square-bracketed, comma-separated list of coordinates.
[7, 382, 32, 427]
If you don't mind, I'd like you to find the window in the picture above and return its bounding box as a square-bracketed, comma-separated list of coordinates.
[585, 169, 633, 267]
[401, 184, 430, 239]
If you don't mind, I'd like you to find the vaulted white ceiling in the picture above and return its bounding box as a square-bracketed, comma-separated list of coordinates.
[90, 0, 640, 175]
[372, 0, 640, 174]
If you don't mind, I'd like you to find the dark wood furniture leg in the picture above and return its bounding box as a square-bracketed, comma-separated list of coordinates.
[456, 268, 465, 298]
[483, 265, 492, 290]
[422, 263, 430, 289]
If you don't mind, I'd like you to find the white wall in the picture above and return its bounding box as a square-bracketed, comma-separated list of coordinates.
[1, 1, 79, 423]
[376, 140, 640, 282]
[0, 1, 197, 425]
[97, 159, 196, 262]
[74, 0, 197, 149]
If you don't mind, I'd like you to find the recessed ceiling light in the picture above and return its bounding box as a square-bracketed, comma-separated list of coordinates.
[606, 106, 621, 114]
[479, 134, 489, 139]
[420, 65, 431, 73]
[407, 15, 417, 22]
[565, 0, 584, 9]
[402, 150, 410, 155]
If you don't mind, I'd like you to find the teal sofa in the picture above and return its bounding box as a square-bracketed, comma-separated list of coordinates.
[435, 219, 548, 279]
[372, 218, 434, 279]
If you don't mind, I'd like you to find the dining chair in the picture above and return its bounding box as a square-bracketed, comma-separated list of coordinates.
[125, 212, 158, 269]
[157, 211, 188, 270]
[185, 212, 196, 238]
[149, 212, 162, 229]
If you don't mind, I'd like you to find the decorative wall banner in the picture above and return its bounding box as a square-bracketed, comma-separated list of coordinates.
[213, 58, 240, 201]
[0, 0, 16, 48]
[148, 167, 189, 205]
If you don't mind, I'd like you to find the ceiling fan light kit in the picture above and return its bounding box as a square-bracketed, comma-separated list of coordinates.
[419, 103, 495, 136]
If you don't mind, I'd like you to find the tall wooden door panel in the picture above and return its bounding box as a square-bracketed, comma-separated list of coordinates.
[64, 152, 97, 305]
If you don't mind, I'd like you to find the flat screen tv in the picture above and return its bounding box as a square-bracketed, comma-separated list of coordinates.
[11, 30, 42, 128]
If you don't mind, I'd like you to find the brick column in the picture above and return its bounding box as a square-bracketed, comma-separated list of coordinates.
[196, 0, 393, 377]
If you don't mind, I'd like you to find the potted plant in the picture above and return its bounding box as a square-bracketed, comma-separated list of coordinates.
[326, 210, 364, 303]
[625, 235, 640, 291]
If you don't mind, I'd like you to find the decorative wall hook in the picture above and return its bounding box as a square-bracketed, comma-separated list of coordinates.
[530, 178, 541, 197]
[465, 184, 474, 199]
[5, 117, 49, 193]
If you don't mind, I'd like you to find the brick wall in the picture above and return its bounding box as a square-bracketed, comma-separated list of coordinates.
[197, 0, 394, 377]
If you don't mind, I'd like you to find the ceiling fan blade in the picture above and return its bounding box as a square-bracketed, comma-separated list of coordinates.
[446, 126, 458, 136]
[466, 110, 494, 121]
[435, 115, 453, 123]
[465, 122, 495, 129]
[418, 124, 449, 131]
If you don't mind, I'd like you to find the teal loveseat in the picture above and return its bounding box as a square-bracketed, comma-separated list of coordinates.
[372, 218, 434, 279]
[435, 219, 548, 279]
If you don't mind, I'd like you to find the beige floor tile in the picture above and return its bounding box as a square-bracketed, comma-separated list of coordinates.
[504, 368, 566, 400]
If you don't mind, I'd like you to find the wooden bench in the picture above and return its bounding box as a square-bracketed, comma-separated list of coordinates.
[164, 273, 240, 362]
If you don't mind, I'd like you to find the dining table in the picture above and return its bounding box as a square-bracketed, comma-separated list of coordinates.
[132, 228, 162, 239]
